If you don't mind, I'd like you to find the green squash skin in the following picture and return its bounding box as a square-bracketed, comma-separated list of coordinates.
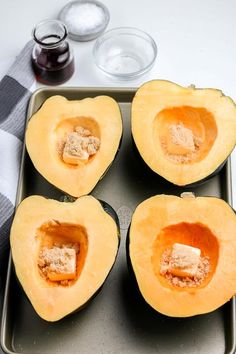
[131, 136, 228, 188]
[126, 225, 136, 283]
[126, 224, 148, 295]
[13, 198, 120, 322]
[125, 224, 157, 313]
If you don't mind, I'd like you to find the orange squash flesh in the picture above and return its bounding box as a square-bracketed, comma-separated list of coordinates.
[10, 195, 119, 321]
[128, 194, 236, 317]
[26, 96, 122, 197]
[132, 80, 236, 185]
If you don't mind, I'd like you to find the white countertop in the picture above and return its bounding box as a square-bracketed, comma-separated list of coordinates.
[0, 0, 236, 205]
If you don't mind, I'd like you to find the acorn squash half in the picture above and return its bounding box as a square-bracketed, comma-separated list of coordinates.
[10, 195, 120, 321]
[132, 80, 236, 186]
[127, 193, 236, 317]
[26, 95, 122, 197]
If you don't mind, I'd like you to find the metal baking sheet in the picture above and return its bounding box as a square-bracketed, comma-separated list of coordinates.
[1, 87, 236, 354]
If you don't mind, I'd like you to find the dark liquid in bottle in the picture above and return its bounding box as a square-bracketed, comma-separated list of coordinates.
[32, 35, 75, 85]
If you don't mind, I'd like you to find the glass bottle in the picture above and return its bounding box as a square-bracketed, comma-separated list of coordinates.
[32, 19, 75, 85]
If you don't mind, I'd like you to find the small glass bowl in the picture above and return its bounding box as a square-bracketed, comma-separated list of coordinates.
[58, 0, 110, 42]
[93, 27, 157, 79]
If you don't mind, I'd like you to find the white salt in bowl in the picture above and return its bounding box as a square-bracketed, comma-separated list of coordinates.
[58, 0, 110, 41]
[93, 27, 157, 79]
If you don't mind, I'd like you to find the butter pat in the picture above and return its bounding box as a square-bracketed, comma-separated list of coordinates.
[169, 243, 201, 277]
[63, 149, 88, 165]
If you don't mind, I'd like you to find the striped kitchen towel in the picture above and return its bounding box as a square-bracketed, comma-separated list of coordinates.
[0, 40, 35, 278]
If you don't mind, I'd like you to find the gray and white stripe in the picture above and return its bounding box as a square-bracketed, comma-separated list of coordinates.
[0, 40, 35, 278]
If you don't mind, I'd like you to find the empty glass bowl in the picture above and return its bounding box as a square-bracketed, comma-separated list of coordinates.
[93, 27, 157, 79]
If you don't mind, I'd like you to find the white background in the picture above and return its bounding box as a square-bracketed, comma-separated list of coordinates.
[0, 0, 235, 205]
